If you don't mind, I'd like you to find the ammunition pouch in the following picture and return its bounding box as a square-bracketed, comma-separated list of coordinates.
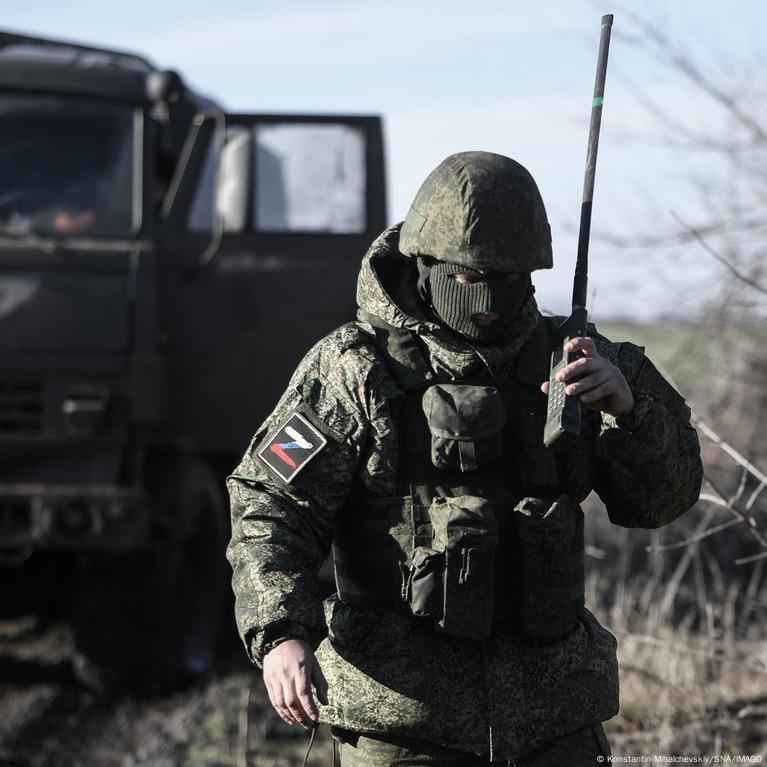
[402, 546, 442, 618]
[402, 495, 498, 640]
[422, 384, 505, 472]
[510, 495, 585, 640]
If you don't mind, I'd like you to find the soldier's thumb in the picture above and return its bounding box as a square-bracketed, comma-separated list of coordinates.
[311, 659, 329, 706]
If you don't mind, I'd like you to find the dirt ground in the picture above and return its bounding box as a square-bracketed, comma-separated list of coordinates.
[0, 617, 334, 767]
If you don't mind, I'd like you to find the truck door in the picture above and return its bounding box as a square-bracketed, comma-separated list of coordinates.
[161, 114, 386, 455]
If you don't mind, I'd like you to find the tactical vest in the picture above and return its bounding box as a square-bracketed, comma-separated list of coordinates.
[332, 316, 585, 642]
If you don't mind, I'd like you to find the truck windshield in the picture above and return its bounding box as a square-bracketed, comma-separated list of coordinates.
[0, 94, 136, 237]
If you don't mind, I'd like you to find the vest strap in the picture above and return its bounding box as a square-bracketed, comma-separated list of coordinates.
[358, 312, 435, 391]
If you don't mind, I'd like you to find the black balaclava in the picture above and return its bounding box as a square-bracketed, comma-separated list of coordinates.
[417, 257, 533, 344]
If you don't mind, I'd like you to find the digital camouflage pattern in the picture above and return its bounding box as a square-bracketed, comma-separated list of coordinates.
[228, 198, 703, 759]
[399, 152, 553, 273]
[336, 721, 611, 766]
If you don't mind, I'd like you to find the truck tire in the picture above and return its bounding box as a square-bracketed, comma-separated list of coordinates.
[72, 456, 229, 694]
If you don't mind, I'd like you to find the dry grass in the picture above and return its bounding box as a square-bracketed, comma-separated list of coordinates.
[611, 631, 767, 755]
[591, 318, 767, 756]
[586, 497, 767, 758]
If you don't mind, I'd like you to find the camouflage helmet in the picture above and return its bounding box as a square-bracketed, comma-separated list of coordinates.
[399, 151, 553, 272]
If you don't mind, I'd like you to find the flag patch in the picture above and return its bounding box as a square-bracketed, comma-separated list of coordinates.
[257, 412, 327, 483]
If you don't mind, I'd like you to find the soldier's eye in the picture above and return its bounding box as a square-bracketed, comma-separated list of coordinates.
[452, 273, 483, 284]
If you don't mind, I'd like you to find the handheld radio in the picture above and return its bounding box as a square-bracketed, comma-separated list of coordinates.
[544, 14, 614, 448]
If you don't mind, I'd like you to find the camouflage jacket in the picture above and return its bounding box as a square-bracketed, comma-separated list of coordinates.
[227, 224, 703, 761]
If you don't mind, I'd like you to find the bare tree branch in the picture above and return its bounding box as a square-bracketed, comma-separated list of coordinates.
[735, 550, 767, 566]
[656, 507, 718, 623]
[704, 475, 767, 555]
[616, 14, 767, 145]
[696, 420, 767, 485]
[646, 517, 743, 552]
[746, 482, 766, 511]
[671, 212, 767, 295]
[594, 211, 767, 250]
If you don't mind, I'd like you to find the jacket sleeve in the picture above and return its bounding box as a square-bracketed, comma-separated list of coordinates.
[590, 338, 704, 529]
[226, 331, 380, 666]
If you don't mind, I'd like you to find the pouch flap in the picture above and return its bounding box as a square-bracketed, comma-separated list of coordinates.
[422, 384, 506, 440]
[430, 495, 498, 551]
[513, 494, 575, 547]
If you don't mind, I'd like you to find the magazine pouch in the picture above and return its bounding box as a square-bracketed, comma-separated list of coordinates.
[512, 495, 584, 640]
[403, 495, 498, 640]
[402, 546, 443, 618]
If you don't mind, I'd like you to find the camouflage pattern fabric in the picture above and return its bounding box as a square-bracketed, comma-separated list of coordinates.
[335, 722, 611, 766]
[227, 222, 703, 761]
[398, 152, 553, 273]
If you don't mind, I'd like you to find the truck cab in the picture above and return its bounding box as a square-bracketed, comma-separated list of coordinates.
[0, 31, 386, 689]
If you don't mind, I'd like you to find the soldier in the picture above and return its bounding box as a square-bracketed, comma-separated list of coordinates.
[227, 152, 703, 765]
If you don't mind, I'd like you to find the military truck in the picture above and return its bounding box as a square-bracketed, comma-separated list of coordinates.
[0, 30, 386, 690]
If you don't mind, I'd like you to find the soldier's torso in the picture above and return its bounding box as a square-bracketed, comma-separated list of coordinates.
[333, 319, 597, 641]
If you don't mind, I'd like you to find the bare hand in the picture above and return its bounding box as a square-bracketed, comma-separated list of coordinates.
[262, 639, 328, 729]
[540, 337, 634, 416]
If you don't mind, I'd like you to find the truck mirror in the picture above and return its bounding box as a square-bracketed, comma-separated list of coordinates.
[215, 128, 251, 233]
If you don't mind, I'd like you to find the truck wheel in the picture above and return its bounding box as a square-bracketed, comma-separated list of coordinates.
[72, 457, 229, 694]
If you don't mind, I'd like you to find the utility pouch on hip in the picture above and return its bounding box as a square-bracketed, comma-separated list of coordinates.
[402, 546, 442, 618]
[512, 495, 584, 640]
[403, 495, 498, 640]
[422, 384, 505, 472]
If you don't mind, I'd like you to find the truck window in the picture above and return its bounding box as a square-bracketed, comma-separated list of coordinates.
[186, 120, 368, 235]
[254, 123, 366, 234]
[0, 94, 137, 237]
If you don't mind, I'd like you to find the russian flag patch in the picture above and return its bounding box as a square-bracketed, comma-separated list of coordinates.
[257, 412, 328, 483]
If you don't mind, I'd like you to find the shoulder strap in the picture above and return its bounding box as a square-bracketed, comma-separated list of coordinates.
[357, 311, 435, 391]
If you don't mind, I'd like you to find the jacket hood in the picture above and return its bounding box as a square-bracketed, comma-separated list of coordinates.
[356, 223, 541, 380]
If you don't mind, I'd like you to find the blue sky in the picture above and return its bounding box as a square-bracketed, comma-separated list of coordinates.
[4, 1, 766, 319]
